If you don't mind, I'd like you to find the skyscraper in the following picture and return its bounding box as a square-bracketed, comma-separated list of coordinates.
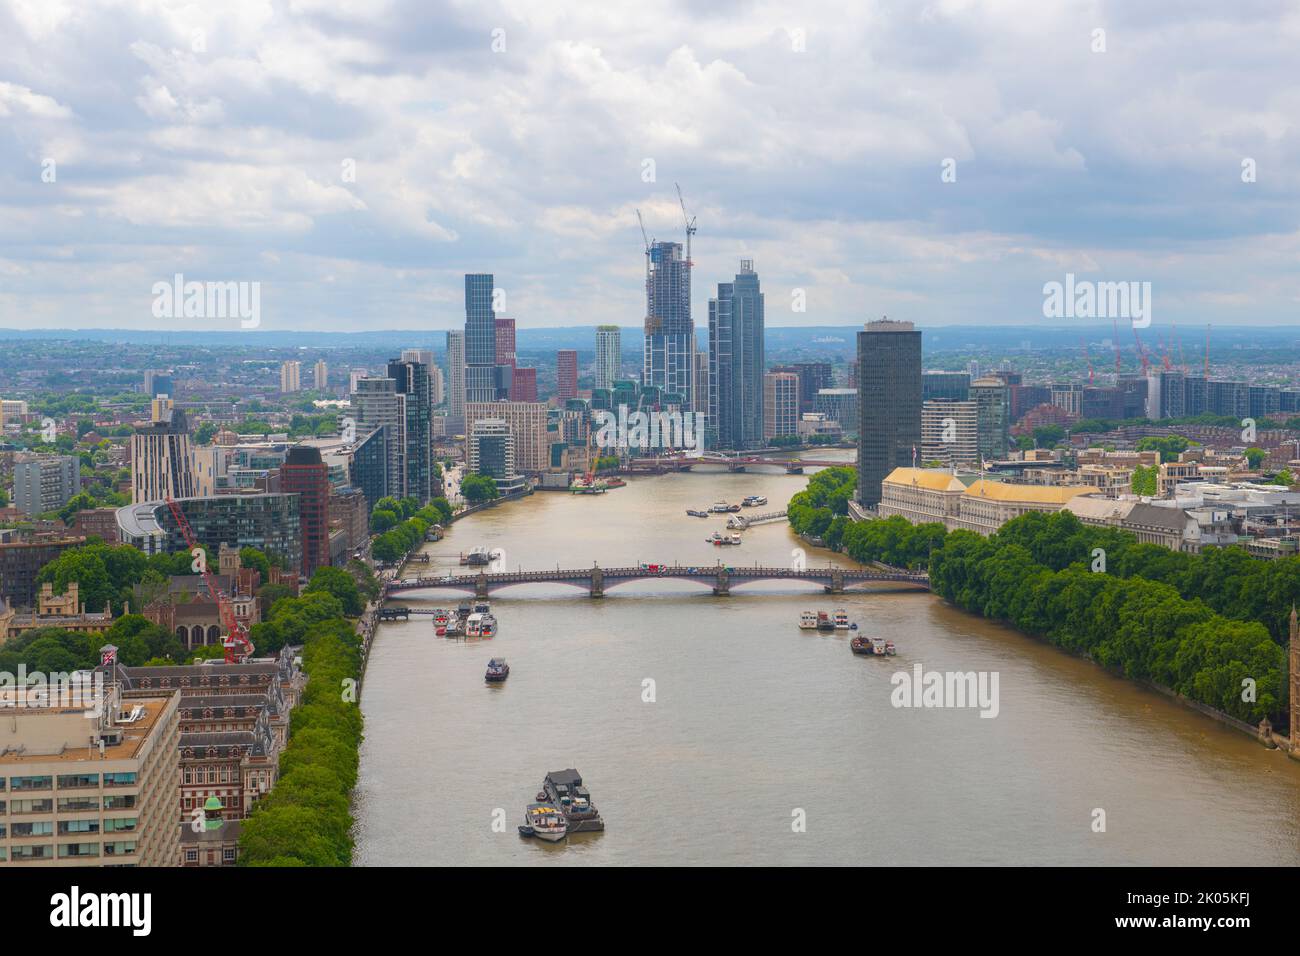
[281, 445, 330, 577]
[280, 361, 301, 393]
[595, 325, 621, 390]
[352, 377, 406, 500]
[495, 317, 516, 367]
[856, 319, 922, 508]
[512, 366, 538, 402]
[131, 403, 196, 504]
[313, 359, 328, 391]
[557, 350, 578, 401]
[708, 260, 765, 450]
[972, 377, 1010, 462]
[446, 330, 466, 436]
[764, 372, 799, 441]
[643, 241, 692, 404]
[388, 358, 434, 502]
[465, 274, 497, 404]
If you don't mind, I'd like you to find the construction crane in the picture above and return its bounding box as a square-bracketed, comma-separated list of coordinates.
[1132, 325, 1152, 374]
[1172, 320, 1187, 373]
[164, 496, 253, 664]
[1111, 316, 1124, 379]
[1158, 331, 1173, 372]
[675, 182, 696, 268]
[1079, 337, 1094, 385]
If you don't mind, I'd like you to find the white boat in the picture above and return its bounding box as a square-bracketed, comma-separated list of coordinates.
[742, 495, 768, 507]
[523, 803, 568, 842]
[707, 532, 742, 546]
[465, 613, 485, 637]
[798, 611, 819, 630]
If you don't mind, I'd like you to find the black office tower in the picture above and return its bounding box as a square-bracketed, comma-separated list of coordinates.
[856, 319, 922, 508]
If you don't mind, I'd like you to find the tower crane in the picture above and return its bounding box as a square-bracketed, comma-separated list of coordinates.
[1111, 316, 1124, 379]
[164, 496, 253, 664]
[675, 182, 696, 268]
[1079, 337, 1094, 385]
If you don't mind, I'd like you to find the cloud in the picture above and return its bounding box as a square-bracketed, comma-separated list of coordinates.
[0, 0, 1297, 331]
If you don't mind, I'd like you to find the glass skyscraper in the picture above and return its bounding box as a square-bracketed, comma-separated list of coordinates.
[856, 319, 922, 508]
[643, 241, 692, 405]
[708, 260, 765, 450]
[465, 273, 497, 404]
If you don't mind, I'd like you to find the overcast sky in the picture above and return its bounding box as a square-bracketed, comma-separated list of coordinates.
[1, 0, 1297, 334]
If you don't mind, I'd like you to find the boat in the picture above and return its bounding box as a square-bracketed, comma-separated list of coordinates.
[461, 547, 491, 566]
[850, 636, 897, 656]
[522, 803, 567, 842]
[543, 769, 604, 833]
[686, 509, 709, 518]
[465, 613, 486, 638]
[708, 501, 730, 513]
[433, 608, 449, 636]
[833, 609, 850, 629]
[742, 494, 768, 507]
[816, 611, 834, 631]
[485, 657, 509, 682]
[707, 532, 742, 546]
[473, 602, 491, 614]
[798, 611, 819, 630]
[479, 613, 497, 637]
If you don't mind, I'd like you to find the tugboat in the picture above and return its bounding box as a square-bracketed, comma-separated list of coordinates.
[485, 657, 509, 682]
[519, 803, 567, 841]
[543, 769, 605, 833]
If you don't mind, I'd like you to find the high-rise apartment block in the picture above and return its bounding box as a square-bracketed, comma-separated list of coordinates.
[131, 403, 196, 504]
[643, 241, 693, 404]
[709, 260, 765, 450]
[856, 319, 922, 508]
[280, 361, 302, 393]
[764, 372, 799, 441]
[557, 350, 578, 401]
[13, 455, 81, 517]
[595, 325, 621, 390]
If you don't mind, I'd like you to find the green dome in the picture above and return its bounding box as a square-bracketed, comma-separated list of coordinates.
[204, 796, 224, 811]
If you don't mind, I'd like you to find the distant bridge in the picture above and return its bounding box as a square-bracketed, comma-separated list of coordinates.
[620, 453, 850, 474]
[384, 564, 929, 599]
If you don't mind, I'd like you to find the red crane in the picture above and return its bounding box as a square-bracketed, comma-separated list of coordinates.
[1111, 316, 1124, 378]
[164, 496, 253, 664]
[1132, 325, 1152, 374]
[1079, 337, 1094, 384]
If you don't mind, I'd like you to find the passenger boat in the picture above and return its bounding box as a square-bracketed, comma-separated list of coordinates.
[798, 611, 819, 630]
[833, 609, 850, 629]
[433, 608, 449, 636]
[686, 509, 709, 518]
[461, 547, 491, 566]
[707, 532, 742, 546]
[742, 495, 768, 507]
[543, 769, 605, 833]
[520, 803, 567, 841]
[708, 501, 731, 513]
[479, 613, 497, 637]
[465, 613, 486, 638]
[485, 657, 509, 682]
[816, 611, 835, 631]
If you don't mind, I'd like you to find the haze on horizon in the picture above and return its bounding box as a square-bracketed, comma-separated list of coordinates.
[1, 0, 1297, 333]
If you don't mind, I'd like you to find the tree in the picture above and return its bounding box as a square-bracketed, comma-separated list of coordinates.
[1244, 447, 1267, 469]
[304, 566, 364, 616]
[461, 474, 499, 504]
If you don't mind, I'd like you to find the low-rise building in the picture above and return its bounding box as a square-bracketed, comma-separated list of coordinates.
[0, 582, 114, 643]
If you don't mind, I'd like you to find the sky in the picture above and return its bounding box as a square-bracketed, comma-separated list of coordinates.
[0, 0, 1297, 334]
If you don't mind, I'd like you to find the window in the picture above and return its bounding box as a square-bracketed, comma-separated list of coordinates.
[103, 841, 137, 856]
[58, 796, 99, 812]
[11, 821, 54, 837]
[10, 776, 52, 792]
[103, 772, 137, 788]
[184, 767, 192, 784]
[185, 849, 198, 862]
[59, 842, 100, 858]
[103, 794, 136, 810]
[223, 848, 237, 862]
[58, 819, 100, 834]
[10, 798, 53, 814]
[57, 773, 99, 789]
[103, 817, 137, 833]
[11, 844, 53, 860]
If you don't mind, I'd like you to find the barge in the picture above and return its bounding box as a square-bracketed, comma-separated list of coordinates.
[542, 769, 605, 833]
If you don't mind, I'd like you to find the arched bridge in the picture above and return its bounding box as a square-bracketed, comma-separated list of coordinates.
[384, 564, 930, 599]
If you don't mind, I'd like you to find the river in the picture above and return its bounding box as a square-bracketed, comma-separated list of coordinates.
[352, 451, 1300, 865]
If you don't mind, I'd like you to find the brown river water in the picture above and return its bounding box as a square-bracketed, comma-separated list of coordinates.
[352, 451, 1300, 865]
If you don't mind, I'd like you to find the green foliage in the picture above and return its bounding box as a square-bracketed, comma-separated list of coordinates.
[1244, 447, 1267, 469]
[787, 466, 856, 539]
[1131, 464, 1157, 496]
[304, 566, 364, 616]
[461, 474, 500, 503]
[1135, 434, 1197, 463]
[239, 611, 362, 867]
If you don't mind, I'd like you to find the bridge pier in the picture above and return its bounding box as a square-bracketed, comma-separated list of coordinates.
[713, 569, 731, 596]
[590, 568, 604, 598]
[475, 573, 489, 599]
[824, 570, 845, 594]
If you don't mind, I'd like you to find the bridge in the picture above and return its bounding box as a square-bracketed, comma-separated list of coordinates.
[621, 453, 850, 474]
[384, 564, 929, 599]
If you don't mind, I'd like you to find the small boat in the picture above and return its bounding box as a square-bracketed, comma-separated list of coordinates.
[798, 610, 819, 630]
[523, 803, 567, 842]
[485, 657, 509, 681]
[479, 613, 497, 637]
[708, 501, 730, 513]
[466, 613, 485, 638]
[518, 825, 535, 837]
[707, 532, 742, 546]
[473, 602, 491, 614]
[461, 547, 491, 566]
[742, 495, 768, 507]
[686, 509, 709, 518]
[833, 609, 850, 629]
